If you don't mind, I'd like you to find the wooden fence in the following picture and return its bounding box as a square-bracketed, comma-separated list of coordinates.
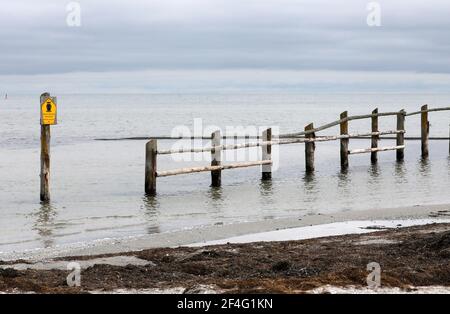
[145, 105, 450, 195]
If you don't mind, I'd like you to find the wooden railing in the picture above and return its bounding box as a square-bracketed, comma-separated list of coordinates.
[145, 128, 274, 195]
[144, 105, 450, 195]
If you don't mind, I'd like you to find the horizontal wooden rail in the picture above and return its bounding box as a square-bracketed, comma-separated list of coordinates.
[405, 106, 450, 116]
[157, 141, 273, 155]
[351, 136, 449, 140]
[348, 145, 405, 155]
[279, 130, 404, 145]
[157, 130, 405, 155]
[97, 135, 266, 141]
[280, 112, 400, 138]
[100, 107, 450, 142]
[280, 106, 450, 138]
[156, 160, 272, 177]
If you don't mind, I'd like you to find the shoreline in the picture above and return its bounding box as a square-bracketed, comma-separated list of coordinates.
[1, 203, 449, 262]
[1, 221, 449, 294]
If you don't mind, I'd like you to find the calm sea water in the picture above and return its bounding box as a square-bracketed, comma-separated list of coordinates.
[1, 93, 450, 253]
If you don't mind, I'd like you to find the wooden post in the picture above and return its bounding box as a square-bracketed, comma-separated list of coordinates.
[421, 104, 429, 158]
[211, 130, 221, 187]
[340, 111, 349, 170]
[448, 124, 450, 155]
[305, 123, 315, 172]
[396, 109, 405, 161]
[40, 93, 52, 202]
[262, 128, 272, 180]
[145, 139, 157, 195]
[371, 108, 379, 164]
[40, 126, 51, 202]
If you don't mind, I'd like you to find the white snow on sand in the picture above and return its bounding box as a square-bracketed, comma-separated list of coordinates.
[189, 218, 450, 246]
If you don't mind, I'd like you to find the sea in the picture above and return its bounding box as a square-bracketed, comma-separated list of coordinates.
[1, 93, 450, 253]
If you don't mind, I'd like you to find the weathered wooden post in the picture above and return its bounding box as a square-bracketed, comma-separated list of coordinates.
[211, 130, 221, 187]
[145, 139, 157, 195]
[371, 108, 379, 164]
[396, 109, 405, 161]
[261, 128, 272, 180]
[421, 104, 429, 158]
[40, 92, 57, 202]
[305, 123, 315, 172]
[340, 111, 349, 170]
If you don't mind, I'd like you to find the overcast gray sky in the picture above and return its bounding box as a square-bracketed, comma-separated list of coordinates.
[1, 0, 450, 93]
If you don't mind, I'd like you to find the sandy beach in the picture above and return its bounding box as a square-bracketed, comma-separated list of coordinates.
[0, 220, 449, 294]
[1, 204, 449, 294]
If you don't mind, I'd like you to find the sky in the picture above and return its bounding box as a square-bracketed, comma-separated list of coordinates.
[1, 0, 450, 93]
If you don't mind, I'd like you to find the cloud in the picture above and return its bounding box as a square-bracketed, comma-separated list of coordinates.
[1, 0, 450, 92]
[3, 69, 450, 94]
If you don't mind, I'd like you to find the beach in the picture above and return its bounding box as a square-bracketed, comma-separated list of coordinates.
[2, 0, 450, 302]
[1, 217, 449, 294]
[0, 202, 449, 293]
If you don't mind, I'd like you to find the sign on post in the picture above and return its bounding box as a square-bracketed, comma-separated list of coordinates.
[40, 92, 57, 202]
[41, 96, 57, 125]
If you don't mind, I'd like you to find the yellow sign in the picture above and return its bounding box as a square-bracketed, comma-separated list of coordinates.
[41, 97, 57, 125]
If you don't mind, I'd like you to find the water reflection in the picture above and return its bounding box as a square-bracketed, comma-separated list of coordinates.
[368, 163, 381, 178]
[302, 172, 318, 205]
[258, 179, 278, 219]
[418, 158, 431, 177]
[142, 194, 160, 211]
[259, 179, 273, 197]
[33, 202, 57, 248]
[303, 172, 316, 189]
[142, 195, 161, 234]
[337, 168, 351, 189]
[394, 161, 407, 184]
[206, 186, 224, 211]
[367, 163, 381, 196]
[259, 179, 275, 210]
